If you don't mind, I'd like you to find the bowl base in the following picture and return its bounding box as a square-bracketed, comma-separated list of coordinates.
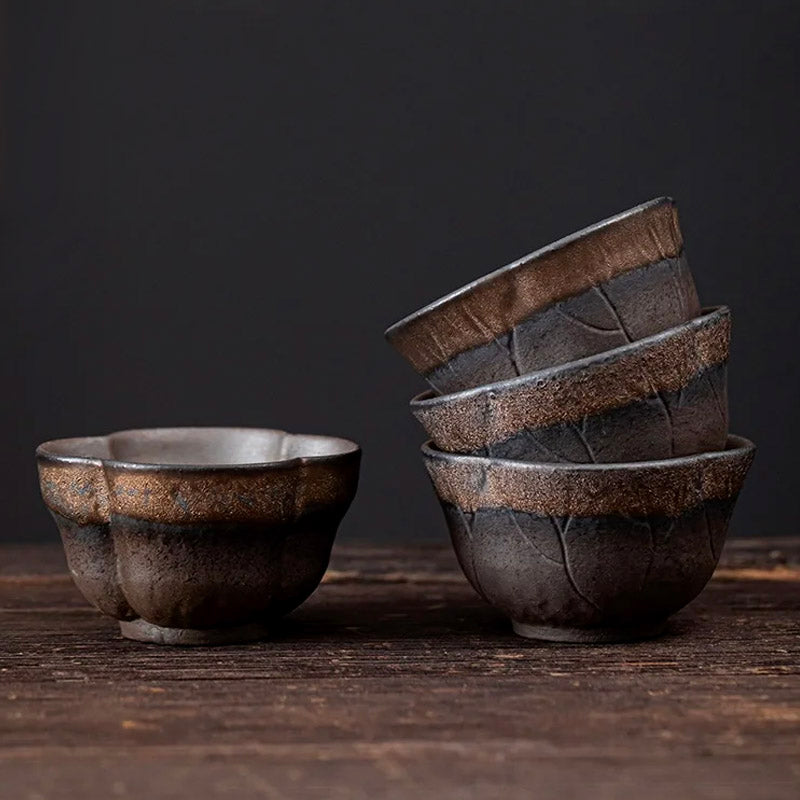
[119, 618, 270, 646]
[511, 619, 666, 644]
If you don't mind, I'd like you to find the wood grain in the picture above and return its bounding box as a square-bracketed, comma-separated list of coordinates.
[1, 540, 798, 799]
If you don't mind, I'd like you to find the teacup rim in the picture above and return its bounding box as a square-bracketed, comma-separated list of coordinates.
[386, 196, 674, 340]
[36, 426, 361, 472]
[421, 433, 754, 473]
[411, 305, 728, 408]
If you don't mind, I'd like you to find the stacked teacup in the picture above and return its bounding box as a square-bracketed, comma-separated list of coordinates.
[386, 198, 754, 643]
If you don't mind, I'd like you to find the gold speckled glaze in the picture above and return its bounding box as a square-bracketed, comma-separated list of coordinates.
[35, 427, 361, 645]
[412, 306, 729, 453]
[37, 428, 360, 525]
[423, 435, 754, 518]
[387, 198, 683, 374]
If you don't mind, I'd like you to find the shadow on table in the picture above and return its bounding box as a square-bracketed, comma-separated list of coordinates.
[275, 583, 698, 646]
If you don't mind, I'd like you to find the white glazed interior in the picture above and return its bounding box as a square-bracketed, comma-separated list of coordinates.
[39, 427, 358, 467]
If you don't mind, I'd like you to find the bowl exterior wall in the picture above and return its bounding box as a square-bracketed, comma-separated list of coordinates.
[37, 451, 360, 633]
[423, 435, 754, 636]
[441, 498, 736, 630]
[416, 363, 728, 464]
[424, 255, 699, 393]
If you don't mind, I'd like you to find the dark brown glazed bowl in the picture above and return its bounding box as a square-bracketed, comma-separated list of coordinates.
[422, 435, 754, 643]
[386, 197, 700, 393]
[37, 427, 361, 645]
[411, 306, 729, 464]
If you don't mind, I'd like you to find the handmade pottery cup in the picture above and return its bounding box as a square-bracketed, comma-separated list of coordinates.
[386, 197, 700, 393]
[37, 427, 361, 645]
[411, 306, 729, 464]
[422, 435, 755, 643]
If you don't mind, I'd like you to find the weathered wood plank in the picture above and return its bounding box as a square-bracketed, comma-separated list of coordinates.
[0, 541, 798, 799]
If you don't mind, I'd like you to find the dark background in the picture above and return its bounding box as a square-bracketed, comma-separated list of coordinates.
[3, 1, 798, 544]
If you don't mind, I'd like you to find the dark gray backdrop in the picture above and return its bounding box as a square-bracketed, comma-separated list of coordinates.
[4, 1, 798, 543]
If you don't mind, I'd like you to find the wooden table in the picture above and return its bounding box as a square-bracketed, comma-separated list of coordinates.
[1, 540, 798, 799]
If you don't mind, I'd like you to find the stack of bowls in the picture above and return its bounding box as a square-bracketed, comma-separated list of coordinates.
[386, 198, 755, 643]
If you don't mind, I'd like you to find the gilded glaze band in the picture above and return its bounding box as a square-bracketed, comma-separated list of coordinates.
[423, 435, 754, 518]
[388, 198, 683, 373]
[412, 307, 729, 452]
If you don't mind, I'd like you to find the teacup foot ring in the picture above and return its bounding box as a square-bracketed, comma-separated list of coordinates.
[119, 618, 270, 646]
[511, 619, 667, 644]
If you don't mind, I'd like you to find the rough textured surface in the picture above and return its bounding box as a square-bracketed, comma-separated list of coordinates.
[423, 435, 754, 517]
[441, 500, 735, 641]
[424, 255, 700, 393]
[481, 364, 726, 463]
[424, 439, 755, 640]
[0, 541, 798, 799]
[412, 307, 729, 461]
[36, 428, 361, 643]
[386, 198, 701, 393]
[37, 428, 361, 525]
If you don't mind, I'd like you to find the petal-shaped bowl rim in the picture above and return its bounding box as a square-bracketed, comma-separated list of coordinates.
[36, 426, 360, 473]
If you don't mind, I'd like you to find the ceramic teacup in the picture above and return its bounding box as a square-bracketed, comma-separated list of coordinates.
[387, 197, 700, 393]
[422, 435, 755, 643]
[37, 427, 361, 645]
